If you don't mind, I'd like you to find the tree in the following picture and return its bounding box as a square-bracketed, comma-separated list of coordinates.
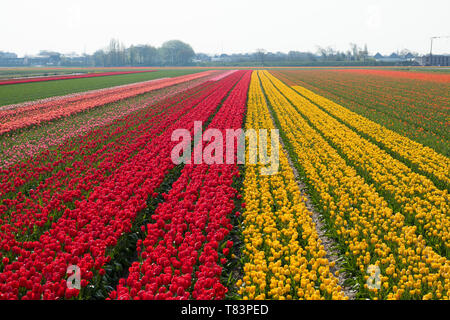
[160, 40, 195, 66]
[255, 49, 267, 66]
[361, 44, 369, 62]
[317, 46, 327, 60]
[104, 38, 127, 66]
[93, 50, 106, 67]
[349, 43, 359, 60]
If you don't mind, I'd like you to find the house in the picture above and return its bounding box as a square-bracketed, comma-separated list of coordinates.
[0, 52, 25, 66]
[374, 52, 383, 60]
[416, 54, 450, 66]
[373, 52, 416, 63]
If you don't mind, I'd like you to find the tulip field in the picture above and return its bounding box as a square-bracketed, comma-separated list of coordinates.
[0, 70, 156, 86]
[0, 67, 448, 300]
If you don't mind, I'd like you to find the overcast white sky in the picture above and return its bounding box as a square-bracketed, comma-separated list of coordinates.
[1, 0, 449, 56]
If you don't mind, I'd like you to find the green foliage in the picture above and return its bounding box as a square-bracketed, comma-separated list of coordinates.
[160, 40, 195, 66]
[0, 69, 202, 106]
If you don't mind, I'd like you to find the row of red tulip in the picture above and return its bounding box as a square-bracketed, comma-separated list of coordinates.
[0, 78, 219, 253]
[0, 71, 245, 299]
[0, 73, 221, 198]
[0, 71, 216, 135]
[111, 70, 252, 300]
[0, 73, 216, 168]
[0, 70, 155, 86]
[0, 71, 232, 250]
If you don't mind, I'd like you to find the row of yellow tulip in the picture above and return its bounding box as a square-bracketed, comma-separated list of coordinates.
[265, 72, 449, 255]
[237, 72, 346, 300]
[290, 85, 449, 188]
[258, 70, 449, 299]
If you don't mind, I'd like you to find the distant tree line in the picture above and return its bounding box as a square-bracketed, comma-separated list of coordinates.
[0, 40, 420, 67]
[196, 44, 419, 67]
[64, 39, 196, 67]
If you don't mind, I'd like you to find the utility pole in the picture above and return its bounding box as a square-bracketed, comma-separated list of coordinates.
[429, 35, 450, 65]
[430, 37, 437, 65]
